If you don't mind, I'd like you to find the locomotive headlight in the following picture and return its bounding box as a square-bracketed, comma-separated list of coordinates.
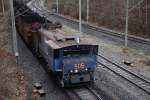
[70, 70, 73, 73]
[74, 69, 78, 73]
[85, 68, 88, 71]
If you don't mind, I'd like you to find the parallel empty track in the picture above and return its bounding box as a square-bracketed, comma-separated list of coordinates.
[97, 54, 150, 95]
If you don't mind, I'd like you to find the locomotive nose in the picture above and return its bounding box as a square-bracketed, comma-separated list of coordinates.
[80, 77, 84, 82]
[63, 57, 94, 73]
[62, 57, 95, 84]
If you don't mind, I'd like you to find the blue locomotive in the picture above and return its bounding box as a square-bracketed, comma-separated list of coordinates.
[16, 10, 98, 87]
[46, 42, 98, 87]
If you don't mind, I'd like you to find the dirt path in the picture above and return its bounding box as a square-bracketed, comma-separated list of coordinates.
[0, 15, 27, 100]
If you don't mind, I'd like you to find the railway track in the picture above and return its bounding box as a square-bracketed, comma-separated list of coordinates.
[97, 54, 150, 95]
[65, 86, 103, 100]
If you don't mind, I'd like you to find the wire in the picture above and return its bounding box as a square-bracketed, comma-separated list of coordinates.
[14, 0, 36, 17]
[15, 9, 30, 17]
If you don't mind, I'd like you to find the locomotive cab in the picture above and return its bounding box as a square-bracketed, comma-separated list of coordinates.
[62, 45, 98, 86]
[47, 44, 98, 87]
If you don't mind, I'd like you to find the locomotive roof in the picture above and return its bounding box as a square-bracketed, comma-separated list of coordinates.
[39, 28, 88, 49]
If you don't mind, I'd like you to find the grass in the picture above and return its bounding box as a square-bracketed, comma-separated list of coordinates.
[122, 47, 150, 59]
[101, 41, 150, 59]
[62, 25, 77, 33]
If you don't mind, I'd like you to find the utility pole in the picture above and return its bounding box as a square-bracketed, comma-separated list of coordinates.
[1, 0, 5, 16]
[111, 0, 115, 25]
[79, 0, 82, 32]
[45, 0, 48, 8]
[145, 0, 147, 26]
[87, 0, 89, 23]
[112, 0, 115, 19]
[10, 0, 19, 57]
[43, 0, 48, 7]
[139, 4, 141, 17]
[125, 0, 129, 47]
[56, 0, 58, 14]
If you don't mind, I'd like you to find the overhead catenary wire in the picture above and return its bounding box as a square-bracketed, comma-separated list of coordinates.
[15, 6, 28, 16]
[15, 0, 41, 18]
[129, 0, 145, 12]
[15, 8, 30, 17]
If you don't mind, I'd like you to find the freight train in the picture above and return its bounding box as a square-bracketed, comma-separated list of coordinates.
[16, 11, 98, 87]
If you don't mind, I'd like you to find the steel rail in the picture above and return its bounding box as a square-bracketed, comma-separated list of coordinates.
[86, 86, 103, 100]
[97, 55, 150, 95]
[72, 86, 103, 100]
[98, 54, 150, 84]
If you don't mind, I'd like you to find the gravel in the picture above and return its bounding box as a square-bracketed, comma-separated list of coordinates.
[94, 66, 150, 100]
[0, 15, 28, 100]
[17, 34, 69, 100]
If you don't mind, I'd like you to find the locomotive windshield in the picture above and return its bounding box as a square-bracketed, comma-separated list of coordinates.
[63, 49, 90, 57]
